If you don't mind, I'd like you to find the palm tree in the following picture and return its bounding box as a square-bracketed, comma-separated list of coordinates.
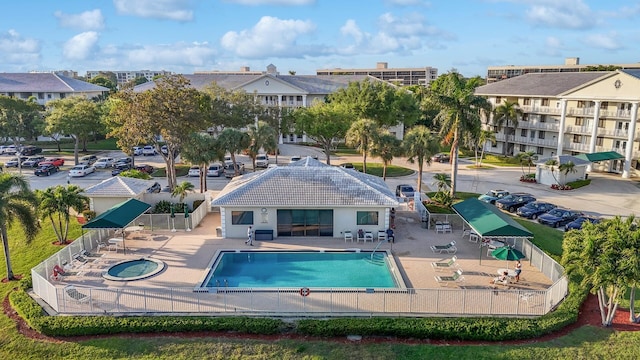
[180, 133, 223, 192]
[432, 173, 451, 193]
[429, 72, 491, 197]
[0, 173, 39, 281]
[493, 100, 523, 156]
[402, 126, 440, 194]
[516, 151, 536, 176]
[217, 128, 250, 176]
[476, 130, 496, 168]
[545, 158, 559, 185]
[559, 161, 577, 186]
[35, 185, 88, 245]
[247, 121, 277, 172]
[345, 119, 379, 174]
[171, 181, 195, 203]
[370, 132, 401, 181]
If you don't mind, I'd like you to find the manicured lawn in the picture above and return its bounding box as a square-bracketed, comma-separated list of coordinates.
[481, 154, 522, 167]
[349, 162, 414, 177]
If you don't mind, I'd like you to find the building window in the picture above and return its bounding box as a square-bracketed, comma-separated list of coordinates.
[519, 144, 526, 152]
[520, 129, 527, 137]
[47, 94, 52, 99]
[523, 98, 531, 105]
[536, 147, 544, 155]
[522, 114, 529, 121]
[577, 101, 589, 108]
[542, 98, 550, 106]
[573, 134, 582, 143]
[600, 102, 608, 109]
[231, 211, 254, 225]
[38, 93, 44, 100]
[492, 141, 497, 148]
[596, 137, 604, 146]
[538, 131, 545, 139]
[495, 96, 502, 104]
[598, 119, 606, 128]
[357, 211, 379, 226]
[575, 118, 584, 126]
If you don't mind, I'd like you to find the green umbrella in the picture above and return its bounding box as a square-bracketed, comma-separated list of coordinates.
[184, 205, 191, 231]
[170, 204, 175, 218]
[491, 246, 525, 261]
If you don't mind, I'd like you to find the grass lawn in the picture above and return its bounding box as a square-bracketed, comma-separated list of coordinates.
[481, 154, 523, 167]
[348, 162, 414, 177]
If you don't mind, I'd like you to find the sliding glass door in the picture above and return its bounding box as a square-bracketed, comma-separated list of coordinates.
[277, 209, 333, 237]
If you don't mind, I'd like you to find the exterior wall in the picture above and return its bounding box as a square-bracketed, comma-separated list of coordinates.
[0, 91, 104, 106]
[220, 206, 390, 239]
[536, 165, 587, 186]
[90, 196, 136, 215]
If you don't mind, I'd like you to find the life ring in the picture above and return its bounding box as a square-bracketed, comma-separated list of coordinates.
[299, 287, 311, 297]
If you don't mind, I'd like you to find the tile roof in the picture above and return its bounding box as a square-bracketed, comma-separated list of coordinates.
[475, 72, 610, 97]
[0, 73, 108, 92]
[82, 177, 157, 197]
[535, 155, 591, 166]
[211, 157, 398, 207]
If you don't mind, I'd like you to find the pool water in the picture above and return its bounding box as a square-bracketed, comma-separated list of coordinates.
[104, 258, 165, 281]
[203, 251, 400, 288]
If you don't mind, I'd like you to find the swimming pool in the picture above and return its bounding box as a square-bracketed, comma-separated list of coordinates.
[103, 258, 166, 281]
[198, 250, 405, 289]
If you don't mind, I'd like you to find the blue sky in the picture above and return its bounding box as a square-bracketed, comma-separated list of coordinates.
[1, 0, 639, 78]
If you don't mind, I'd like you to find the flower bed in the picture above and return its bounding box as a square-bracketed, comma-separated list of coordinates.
[551, 184, 572, 190]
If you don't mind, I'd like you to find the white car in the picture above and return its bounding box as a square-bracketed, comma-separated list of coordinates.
[94, 157, 115, 169]
[224, 156, 233, 166]
[69, 164, 95, 177]
[289, 156, 302, 163]
[255, 154, 269, 168]
[132, 146, 143, 156]
[207, 163, 223, 177]
[188, 166, 201, 177]
[142, 145, 156, 156]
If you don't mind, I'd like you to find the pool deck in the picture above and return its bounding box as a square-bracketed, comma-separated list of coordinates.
[59, 211, 553, 292]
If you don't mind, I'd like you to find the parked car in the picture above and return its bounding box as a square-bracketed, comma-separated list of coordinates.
[113, 157, 133, 167]
[207, 163, 223, 177]
[19, 145, 42, 156]
[0, 145, 11, 154]
[340, 162, 354, 169]
[21, 156, 45, 168]
[255, 154, 269, 168]
[134, 164, 154, 174]
[4, 157, 26, 167]
[3, 145, 18, 155]
[224, 163, 245, 178]
[516, 201, 557, 220]
[431, 153, 450, 163]
[111, 163, 132, 176]
[495, 193, 536, 213]
[79, 155, 98, 165]
[142, 145, 156, 156]
[94, 157, 115, 169]
[564, 216, 600, 231]
[146, 182, 161, 193]
[161, 145, 168, 155]
[69, 164, 95, 177]
[537, 209, 582, 228]
[188, 165, 201, 177]
[34, 163, 59, 176]
[224, 156, 233, 166]
[396, 184, 415, 198]
[478, 190, 510, 204]
[43, 157, 65, 167]
[132, 146, 143, 156]
[290, 156, 302, 163]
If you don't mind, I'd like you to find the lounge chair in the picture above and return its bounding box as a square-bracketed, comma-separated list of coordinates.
[431, 255, 459, 271]
[364, 231, 374, 242]
[63, 285, 90, 303]
[434, 269, 464, 286]
[344, 230, 354, 243]
[430, 241, 457, 254]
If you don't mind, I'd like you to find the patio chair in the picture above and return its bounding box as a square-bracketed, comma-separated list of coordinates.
[377, 230, 387, 241]
[364, 231, 374, 242]
[435, 222, 445, 234]
[442, 222, 452, 233]
[430, 255, 459, 271]
[96, 239, 107, 252]
[344, 230, 354, 243]
[430, 241, 457, 254]
[434, 269, 464, 287]
[63, 285, 90, 303]
[356, 229, 365, 243]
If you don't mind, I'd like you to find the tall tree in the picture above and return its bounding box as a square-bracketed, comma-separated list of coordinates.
[492, 100, 523, 156]
[516, 150, 536, 176]
[345, 119, 379, 174]
[370, 132, 402, 181]
[217, 128, 250, 176]
[545, 158, 560, 185]
[203, 83, 262, 130]
[0, 173, 39, 281]
[293, 101, 354, 165]
[432, 173, 452, 193]
[428, 72, 491, 196]
[246, 121, 278, 171]
[45, 97, 103, 162]
[0, 96, 44, 146]
[559, 161, 577, 186]
[402, 126, 440, 194]
[474, 129, 496, 167]
[106, 75, 208, 190]
[180, 133, 223, 192]
[35, 185, 88, 245]
[172, 181, 195, 203]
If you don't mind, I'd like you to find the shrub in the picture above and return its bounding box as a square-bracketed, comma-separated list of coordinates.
[82, 210, 96, 220]
[567, 179, 591, 189]
[152, 200, 172, 214]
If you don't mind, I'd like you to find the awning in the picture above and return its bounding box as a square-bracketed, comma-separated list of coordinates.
[575, 151, 624, 162]
[82, 198, 151, 229]
[452, 198, 532, 238]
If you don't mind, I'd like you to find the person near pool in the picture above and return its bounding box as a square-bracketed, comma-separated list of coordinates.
[386, 228, 395, 243]
[245, 225, 253, 246]
[514, 260, 522, 282]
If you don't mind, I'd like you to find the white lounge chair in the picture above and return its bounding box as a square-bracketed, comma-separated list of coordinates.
[431, 255, 459, 271]
[434, 269, 464, 287]
[430, 241, 457, 254]
[64, 285, 90, 303]
[344, 230, 354, 243]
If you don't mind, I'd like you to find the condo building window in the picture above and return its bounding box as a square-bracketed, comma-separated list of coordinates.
[536, 147, 544, 155]
[600, 102, 609, 109]
[523, 98, 531, 105]
[575, 118, 584, 126]
[522, 114, 529, 121]
[520, 129, 527, 137]
[541, 98, 550, 106]
[596, 137, 604, 146]
[519, 144, 526, 152]
[538, 131, 546, 140]
[598, 119, 606, 128]
[573, 135, 582, 143]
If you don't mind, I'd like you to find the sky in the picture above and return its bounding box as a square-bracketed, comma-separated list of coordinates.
[1, 0, 640, 78]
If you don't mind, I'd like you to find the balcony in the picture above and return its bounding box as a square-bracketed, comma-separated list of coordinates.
[565, 142, 590, 152]
[599, 109, 632, 119]
[513, 136, 557, 147]
[565, 126, 591, 135]
[520, 105, 562, 115]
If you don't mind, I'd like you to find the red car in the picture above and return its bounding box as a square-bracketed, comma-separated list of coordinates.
[134, 164, 154, 174]
[43, 157, 65, 167]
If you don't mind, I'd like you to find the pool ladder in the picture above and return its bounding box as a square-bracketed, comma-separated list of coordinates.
[370, 240, 387, 263]
[214, 279, 229, 290]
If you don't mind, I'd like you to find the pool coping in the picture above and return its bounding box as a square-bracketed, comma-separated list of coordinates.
[194, 249, 408, 292]
[102, 257, 166, 281]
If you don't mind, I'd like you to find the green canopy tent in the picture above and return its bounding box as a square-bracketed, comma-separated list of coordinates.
[575, 151, 624, 162]
[82, 198, 152, 255]
[452, 199, 533, 264]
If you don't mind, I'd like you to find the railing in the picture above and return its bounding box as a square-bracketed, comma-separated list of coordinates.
[520, 106, 562, 115]
[512, 136, 557, 147]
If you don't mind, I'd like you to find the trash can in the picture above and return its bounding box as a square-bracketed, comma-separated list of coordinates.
[215, 227, 222, 237]
[585, 174, 589, 180]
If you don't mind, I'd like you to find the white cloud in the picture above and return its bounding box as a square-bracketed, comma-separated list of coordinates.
[221, 16, 318, 58]
[509, 0, 597, 29]
[224, 0, 315, 4]
[339, 20, 364, 44]
[0, 29, 41, 64]
[113, 0, 194, 21]
[126, 42, 217, 66]
[54, 9, 105, 30]
[583, 33, 622, 50]
[63, 32, 99, 60]
[384, 0, 430, 6]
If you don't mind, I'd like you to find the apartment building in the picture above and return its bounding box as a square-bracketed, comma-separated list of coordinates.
[487, 57, 640, 83]
[317, 62, 438, 86]
[475, 70, 640, 178]
[0, 73, 108, 106]
[86, 70, 173, 86]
